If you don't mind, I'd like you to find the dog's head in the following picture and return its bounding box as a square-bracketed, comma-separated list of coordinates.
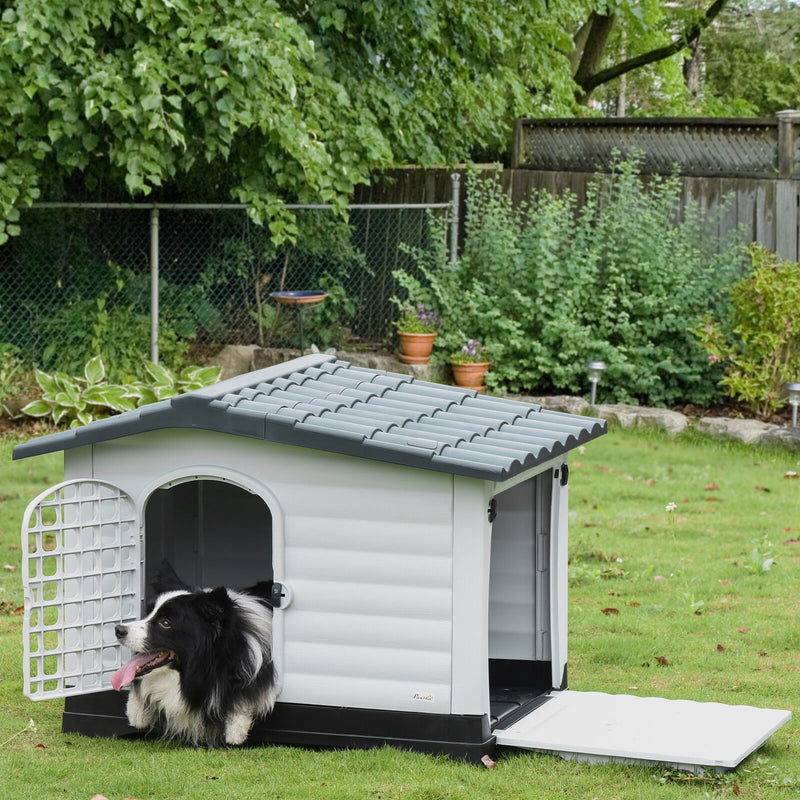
[112, 564, 234, 691]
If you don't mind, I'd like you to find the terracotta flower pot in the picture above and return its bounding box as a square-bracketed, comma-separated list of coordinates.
[397, 331, 437, 364]
[451, 361, 490, 393]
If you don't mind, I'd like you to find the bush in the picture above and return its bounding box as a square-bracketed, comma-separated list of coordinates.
[0, 343, 27, 414]
[397, 159, 747, 405]
[36, 263, 191, 381]
[696, 244, 800, 419]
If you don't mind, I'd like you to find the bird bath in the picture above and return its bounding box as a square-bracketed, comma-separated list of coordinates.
[270, 291, 328, 353]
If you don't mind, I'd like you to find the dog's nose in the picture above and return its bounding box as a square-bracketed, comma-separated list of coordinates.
[115, 624, 128, 639]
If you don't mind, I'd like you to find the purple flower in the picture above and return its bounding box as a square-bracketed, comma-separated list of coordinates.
[455, 338, 488, 362]
[415, 303, 441, 329]
[397, 301, 441, 333]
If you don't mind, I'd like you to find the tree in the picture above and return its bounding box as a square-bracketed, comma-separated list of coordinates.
[0, 0, 589, 244]
[701, 0, 800, 116]
[568, 0, 733, 112]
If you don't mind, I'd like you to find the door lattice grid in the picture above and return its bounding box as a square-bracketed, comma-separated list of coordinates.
[22, 480, 141, 699]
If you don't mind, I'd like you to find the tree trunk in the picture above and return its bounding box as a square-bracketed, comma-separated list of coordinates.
[573, 12, 617, 105]
[683, 37, 701, 98]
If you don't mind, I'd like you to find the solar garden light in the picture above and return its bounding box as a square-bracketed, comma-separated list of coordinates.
[586, 361, 606, 406]
[784, 382, 800, 427]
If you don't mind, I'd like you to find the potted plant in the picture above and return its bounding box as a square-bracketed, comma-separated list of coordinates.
[396, 303, 441, 364]
[450, 339, 490, 392]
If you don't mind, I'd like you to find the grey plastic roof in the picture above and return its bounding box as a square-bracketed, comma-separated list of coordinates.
[13, 354, 606, 482]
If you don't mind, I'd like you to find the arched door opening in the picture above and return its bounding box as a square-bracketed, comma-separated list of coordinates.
[144, 478, 273, 606]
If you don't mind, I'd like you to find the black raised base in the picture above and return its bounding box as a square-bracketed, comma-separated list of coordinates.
[62, 692, 496, 763]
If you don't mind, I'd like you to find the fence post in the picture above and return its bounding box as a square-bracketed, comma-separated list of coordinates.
[775, 110, 800, 261]
[149, 206, 159, 363]
[450, 172, 461, 262]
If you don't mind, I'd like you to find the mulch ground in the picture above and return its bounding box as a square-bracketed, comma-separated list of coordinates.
[676, 402, 792, 426]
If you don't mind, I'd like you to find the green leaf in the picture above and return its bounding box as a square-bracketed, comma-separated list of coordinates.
[54, 388, 79, 408]
[141, 93, 162, 111]
[21, 399, 53, 417]
[84, 355, 105, 385]
[145, 360, 174, 386]
[72, 410, 92, 427]
[180, 365, 222, 387]
[154, 384, 178, 400]
[135, 387, 159, 406]
[203, 49, 225, 64]
[83, 384, 128, 411]
[35, 369, 59, 396]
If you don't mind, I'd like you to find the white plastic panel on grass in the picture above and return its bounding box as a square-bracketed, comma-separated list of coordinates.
[495, 690, 792, 770]
[22, 479, 141, 699]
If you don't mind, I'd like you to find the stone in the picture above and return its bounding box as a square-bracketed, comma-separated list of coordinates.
[593, 403, 641, 430]
[593, 403, 688, 437]
[756, 426, 800, 451]
[631, 407, 689, 437]
[211, 344, 260, 380]
[243, 346, 450, 384]
[694, 416, 779, 445]
[251, 347, 305, 370]
[515, 395, 591, 416]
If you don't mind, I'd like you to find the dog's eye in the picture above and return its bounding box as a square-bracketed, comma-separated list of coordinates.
[158, 618, 171, 629]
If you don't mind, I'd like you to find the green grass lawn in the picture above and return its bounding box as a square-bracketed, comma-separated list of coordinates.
[1, 427, 799, 799]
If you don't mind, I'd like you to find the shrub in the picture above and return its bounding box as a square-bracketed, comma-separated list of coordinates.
[397, 159, 747, 404]
[0, 343, 26, 415]
[696, 244, 800, 419]
[302, 271, 359, 349]
[35, 263, 197, 381]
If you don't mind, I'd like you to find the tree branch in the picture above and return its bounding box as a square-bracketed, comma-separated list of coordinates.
[576, 0, 731, 96]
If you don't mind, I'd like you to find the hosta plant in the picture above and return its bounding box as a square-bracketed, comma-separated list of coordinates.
[23, 356, 221, 428]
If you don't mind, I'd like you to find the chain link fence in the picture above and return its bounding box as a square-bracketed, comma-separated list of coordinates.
[0, 196, 455, 379]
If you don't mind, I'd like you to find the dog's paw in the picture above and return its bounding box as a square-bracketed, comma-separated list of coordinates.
[223, 711, 253, 746]
[126, 693, 153, 730]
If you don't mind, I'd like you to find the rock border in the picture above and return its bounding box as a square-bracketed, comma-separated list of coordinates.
[513, 395, 800, 451]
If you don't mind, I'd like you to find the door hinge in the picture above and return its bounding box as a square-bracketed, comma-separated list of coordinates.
[559, 465, 569, 486]
[487, 497, 497, 523]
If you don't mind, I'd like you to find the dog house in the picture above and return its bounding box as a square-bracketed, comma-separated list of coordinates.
[15, 354, 790, 768]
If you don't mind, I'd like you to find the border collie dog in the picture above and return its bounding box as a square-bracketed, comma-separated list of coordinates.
[112, 563, 277, 747]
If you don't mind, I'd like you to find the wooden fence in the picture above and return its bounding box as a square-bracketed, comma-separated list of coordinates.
[357, 111, 800, 262]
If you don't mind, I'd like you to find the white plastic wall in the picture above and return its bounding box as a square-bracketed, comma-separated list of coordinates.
[66, 428, 458, 715]
[59, 429, 572, 718]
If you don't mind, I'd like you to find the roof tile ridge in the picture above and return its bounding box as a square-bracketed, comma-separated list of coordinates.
[171, 353, 335, 405]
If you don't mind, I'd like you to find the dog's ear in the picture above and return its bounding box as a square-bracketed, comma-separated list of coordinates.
[194, 587, 232, 623]
[243, 580, 274, 604]
[152, 560, 191, 594]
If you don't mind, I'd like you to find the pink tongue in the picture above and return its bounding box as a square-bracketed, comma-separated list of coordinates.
[112, 653, 156, 691]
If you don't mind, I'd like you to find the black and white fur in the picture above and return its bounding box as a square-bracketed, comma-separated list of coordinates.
[113, 562, 276, 747]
